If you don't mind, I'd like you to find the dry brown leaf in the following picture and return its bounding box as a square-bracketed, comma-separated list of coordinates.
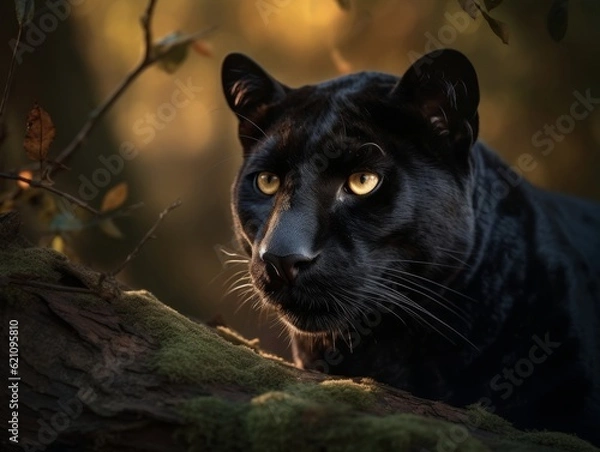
[457, 0, 479, 19]
[483, 0, 504, 11]
[192, 41, 213, 57]
[482, 10, 509, 44]
[101, 182, 128, 212]
[23, 102, 56, 162]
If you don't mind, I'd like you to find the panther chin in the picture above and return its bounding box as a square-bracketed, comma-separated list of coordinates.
[259, 291, 352, 335]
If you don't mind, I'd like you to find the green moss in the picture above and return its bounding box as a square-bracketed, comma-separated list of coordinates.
[247, 395, 488, 452]
[3, 242, 597, 452]
[0, 246, 66, 282]
[0, 243, 291, 391]
[180, 397, 250, 452]
[215, 325, 261, 351]
[181, 378, 487, 452]
[287, 379, 378, 411]
[181, 391, 488, 452]
[246, 391, 329, 452]
[116, 291, 291, 390]
[0, 245, 74, 306]
[466, 404, 517, 435]
[510, 431, 599, 452]
[467, 404, 599, 452]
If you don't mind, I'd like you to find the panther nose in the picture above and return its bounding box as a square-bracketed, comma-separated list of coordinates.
[262, 252, 316, 285]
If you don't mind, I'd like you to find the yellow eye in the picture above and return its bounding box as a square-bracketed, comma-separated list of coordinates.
[347, 172, 380, 196]
[256, 172, 280, 195]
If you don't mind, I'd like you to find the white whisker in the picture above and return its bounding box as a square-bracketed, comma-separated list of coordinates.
[367, 273, 469, 322]
[225, 283, 254, 296]
[223, 259, 250, 266]
[357, 278, 477, 349]
[379, 258, 465, 270]
[370, 263, 478, 304]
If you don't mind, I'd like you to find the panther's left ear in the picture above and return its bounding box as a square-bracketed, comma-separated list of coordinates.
[221, 53, 289, 119]
[392, 49, 479, 147]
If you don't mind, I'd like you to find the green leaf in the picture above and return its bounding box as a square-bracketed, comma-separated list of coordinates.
[481, 10, 509, 44]
[14, 0, 35, 26]
[99, 219, 124, 239]
[153, 32, 190, 74]
[457, 0, 479, 19]
[483, 0, 503, 11]
[547, 0, 569, 42]
[49, 213, 84, 233]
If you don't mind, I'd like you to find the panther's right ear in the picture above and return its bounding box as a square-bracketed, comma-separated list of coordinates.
[391, 49, 479, 149]
[221, 53, 288, 118]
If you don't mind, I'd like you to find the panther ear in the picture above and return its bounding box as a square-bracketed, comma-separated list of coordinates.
[393, 49, 479, 146]
[221, 53, 288, 118]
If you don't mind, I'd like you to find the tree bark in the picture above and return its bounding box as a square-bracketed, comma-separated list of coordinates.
[0, 212, 596, 452]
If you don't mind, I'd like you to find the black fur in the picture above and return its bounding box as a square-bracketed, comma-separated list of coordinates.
[222, 49, 600, 445]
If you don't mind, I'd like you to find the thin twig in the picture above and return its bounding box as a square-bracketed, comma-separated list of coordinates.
[87, 201, 146, 225]
[47, 67, 146, 178]
[47, 0, 158, 179]
[141, 0, 158, 60]
[46, 0, 214, 180]
[0, 26, 22, 120]
[110, 199, 182, 276]
[0, 172, 99, 214]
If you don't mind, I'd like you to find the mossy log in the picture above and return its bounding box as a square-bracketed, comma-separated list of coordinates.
[0, 212, 597, 452]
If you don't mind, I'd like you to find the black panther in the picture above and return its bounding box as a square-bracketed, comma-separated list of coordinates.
[221, 49, 600, 445]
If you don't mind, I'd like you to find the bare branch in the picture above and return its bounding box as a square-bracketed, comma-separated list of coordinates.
[110, 199, 182, 276]
[46, 0, 214, 180]
[142, 0, 158, 60]
[47, 66, 145, 179]
[0, 26, 24, 152]
[46, 0, 158, 179]
[0, 172, 99, 215]
[0, 26, 23, 121]
[83, 201, 145, 229]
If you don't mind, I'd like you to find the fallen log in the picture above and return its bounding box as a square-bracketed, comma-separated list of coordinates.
[0, 212, 597, 452]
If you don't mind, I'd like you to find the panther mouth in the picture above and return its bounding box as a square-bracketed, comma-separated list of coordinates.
[249, 253, 369, 334]
[257, 285, 362, 334]
[276, 305, 349, 334]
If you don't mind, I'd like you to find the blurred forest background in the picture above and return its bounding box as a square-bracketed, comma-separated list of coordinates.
[1, 0, 599, 359]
